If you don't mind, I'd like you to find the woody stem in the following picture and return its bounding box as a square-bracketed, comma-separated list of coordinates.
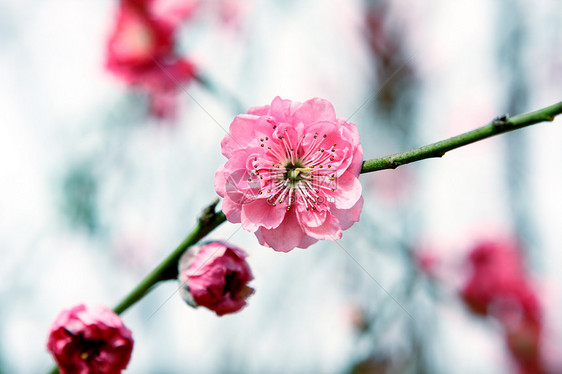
[360, 101, 562, 173]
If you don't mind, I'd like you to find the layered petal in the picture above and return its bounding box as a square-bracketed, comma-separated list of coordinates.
[331, 171, 362, 209]
[241, 198, 286, 232]
[179, 242, 254, 316]
[300, 212, 342, 241]
[47, 305, 133, 374]
[330, 196, 363, 230]
[260, 210, 305, 252]
[293, 97, 337, 125]
[215, 97, 363, 252]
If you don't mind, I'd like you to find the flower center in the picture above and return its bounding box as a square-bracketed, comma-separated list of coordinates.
[251, 125, 340, 211]
[284, 162, 311, 185]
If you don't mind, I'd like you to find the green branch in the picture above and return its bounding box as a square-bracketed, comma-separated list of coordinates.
[113, 200, 226, 315]
[360, 101, 562, 173]
[48, 100, 562, 374]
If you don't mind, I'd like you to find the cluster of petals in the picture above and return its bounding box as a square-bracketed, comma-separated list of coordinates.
[178, 241, 254, 316]
[47, 304, 133, 374]
[215, 97, 364, 252]
[106, 0, 197, 118]
[460, 240, 545, 373]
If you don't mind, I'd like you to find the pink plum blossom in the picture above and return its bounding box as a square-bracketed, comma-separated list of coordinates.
[178, 241, 254, 316]
[215, 97, 364, 252]
[460, 240, 540, 320]
[47, 304, 133, 374]
[106, 0, 175, 82]
[106, 0, 197, 119]
[459, 239, 547, 373]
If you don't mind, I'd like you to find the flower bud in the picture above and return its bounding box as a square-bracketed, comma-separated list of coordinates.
[47, 304, 133, 374]
[178, 241, 254, 316]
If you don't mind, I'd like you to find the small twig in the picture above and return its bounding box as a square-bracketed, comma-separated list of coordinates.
[361, 101, 562, 173]
[112, 201, 226, 315]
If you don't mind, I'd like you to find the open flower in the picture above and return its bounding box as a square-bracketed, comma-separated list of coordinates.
[47, 304, 133, 374]
[215, 97, 363, 252]
[178, 242, 254, 316]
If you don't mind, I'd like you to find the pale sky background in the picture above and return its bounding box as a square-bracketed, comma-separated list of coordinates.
[1, 0, 561, 373]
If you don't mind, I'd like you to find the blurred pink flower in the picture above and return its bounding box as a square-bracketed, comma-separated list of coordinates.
[178, 241, 254, 316]
[149, 0, 199, 29]
[460, 240, 537, 317]
[414, 249, 440, 277]
[217, 0, 247, 29]
[106, 0, 197, 119]
[459, 239, 547, 373]
[141, 57, 196, 118]
[106, 0, 175, 81]
[47, 304, 133, 374]
[215, 97, 364, 252]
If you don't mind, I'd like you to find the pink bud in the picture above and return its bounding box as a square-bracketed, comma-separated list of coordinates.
[178, 241, 254, 316]
[47, 304, 133, 374]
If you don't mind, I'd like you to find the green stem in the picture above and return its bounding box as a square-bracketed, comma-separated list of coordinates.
[360, 101, 562, 173]
[113, 202, 226, 315]
[48, 203, 226, 373]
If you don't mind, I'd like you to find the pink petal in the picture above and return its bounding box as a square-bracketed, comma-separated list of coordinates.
[260, 209, 305, 252]
[269, 96, 293, 122]
[347, 143, 364, 176]
[247, 105, 270, 116]
[301, 213, 342, 241]
[221, 114, 260, 158]
[331, 171, 362, 209]
[241, 199, 286, 232]
[293, 98, 336, 125]
[330, 196, 363, 230]
[214, 164, 228, 197]
[222, 196, 242, 223]
[337, 118, 360, 145]
[297, 235, 318, 249]
[296, 205, 327, 228]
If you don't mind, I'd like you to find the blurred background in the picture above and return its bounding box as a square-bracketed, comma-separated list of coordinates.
[1, 0, 561, 373]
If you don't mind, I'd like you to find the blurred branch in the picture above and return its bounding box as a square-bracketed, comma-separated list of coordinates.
[361, 101, 562, 173]
[113, 200, 226, 315]
[195, 74, 247, 114]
